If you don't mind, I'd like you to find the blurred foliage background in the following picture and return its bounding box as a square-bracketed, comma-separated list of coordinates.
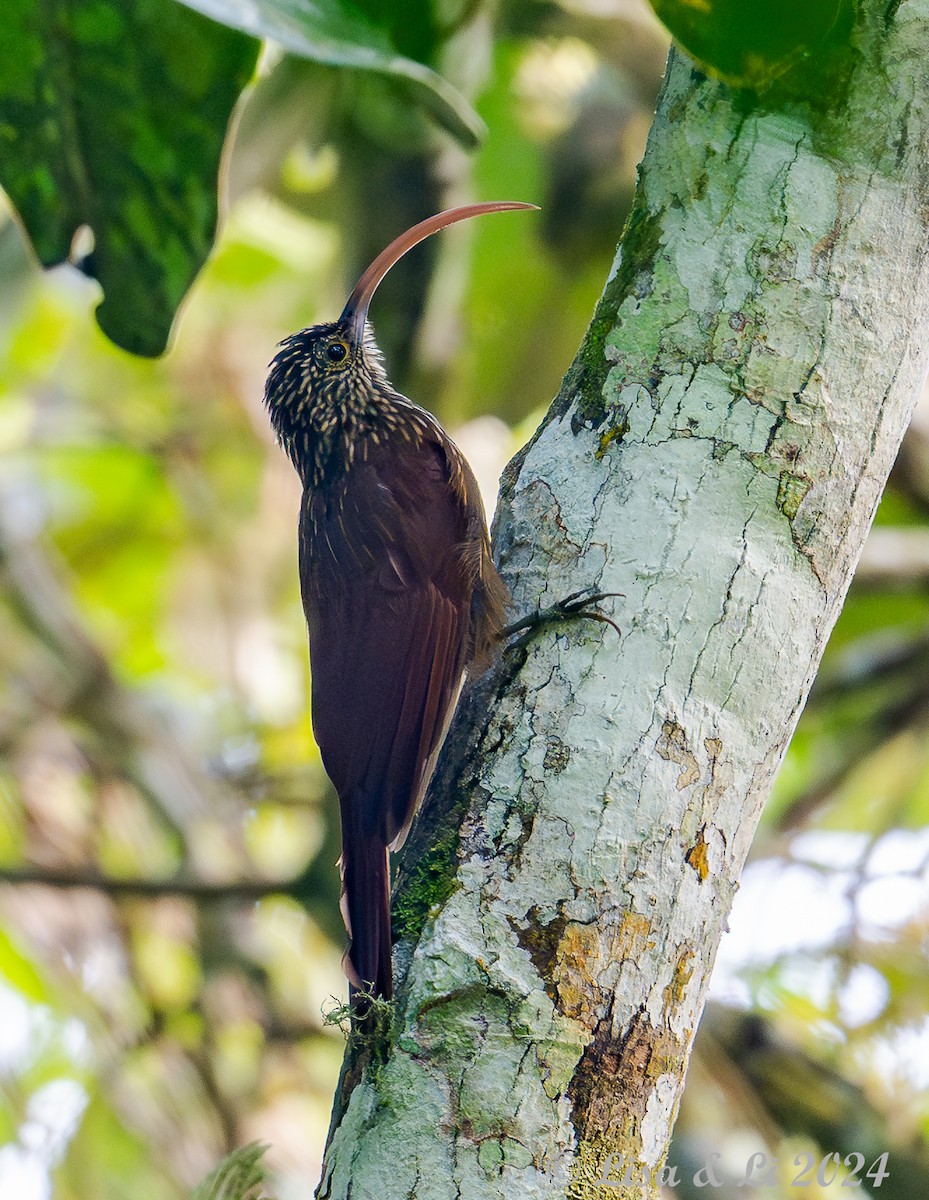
[1, 1, 928, 1197]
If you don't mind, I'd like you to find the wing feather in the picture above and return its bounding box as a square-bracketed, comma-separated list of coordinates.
[300, 438, 474, 853]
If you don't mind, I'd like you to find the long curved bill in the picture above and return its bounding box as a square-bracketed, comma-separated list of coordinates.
[339, 202, 539, 344]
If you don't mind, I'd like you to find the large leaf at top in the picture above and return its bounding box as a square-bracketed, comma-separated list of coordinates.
[647, 0, 845, 89]
[176, 0, 484, 147]
[0, 0, 258, 357]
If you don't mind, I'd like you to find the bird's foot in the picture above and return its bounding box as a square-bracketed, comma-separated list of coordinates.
[502, 587, 623, 652]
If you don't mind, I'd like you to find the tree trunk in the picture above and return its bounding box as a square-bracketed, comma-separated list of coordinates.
[317, 4, 929, 1196]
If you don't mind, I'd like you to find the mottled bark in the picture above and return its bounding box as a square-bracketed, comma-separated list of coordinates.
[318, 4, 929, 1197]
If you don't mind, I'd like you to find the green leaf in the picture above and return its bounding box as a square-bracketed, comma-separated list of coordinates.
[0, 0, 259, 357]
[0, 928, 48, 1002]
[647, 0, 845, 88]
[176, 0, 484, 147]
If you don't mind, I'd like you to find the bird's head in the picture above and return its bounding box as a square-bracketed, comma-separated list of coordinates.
[263, 202, 537, 471]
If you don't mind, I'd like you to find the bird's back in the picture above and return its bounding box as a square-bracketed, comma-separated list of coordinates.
[300, 431, 486, 847]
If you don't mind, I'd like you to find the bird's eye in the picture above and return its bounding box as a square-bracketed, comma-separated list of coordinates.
[326, 340, 348, 364]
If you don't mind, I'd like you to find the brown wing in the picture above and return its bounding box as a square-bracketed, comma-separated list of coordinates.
[298, 436, 475, 849]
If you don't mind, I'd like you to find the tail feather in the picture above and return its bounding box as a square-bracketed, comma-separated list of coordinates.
[340, 811, 392, 1006]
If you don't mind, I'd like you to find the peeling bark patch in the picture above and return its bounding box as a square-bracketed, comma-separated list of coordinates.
[685, 829, 710, 881]
[475, 1134, 533, 1174]
[543, 736, 571, 773]
[566, 1007, 686, 1199]
[595, 415, 630, 460]
[478, 1138, 504, 1173]
[751, 237, 799, 283]
[663, 949, 696, 1011]
[523, 478, 582, 561]
[701, 737, 729, 802]
[811, 212, 843, 276]
[656, 720, 700, 788]
[555, 914, 653, 1025]
[496, 794, 538, 875]
[776, 470, 813, 520]
[615, 910, 653, 959]
[554, 921, 605, 1023]
[512, 907, 568, 1001]
[414, 985, 510, 1066]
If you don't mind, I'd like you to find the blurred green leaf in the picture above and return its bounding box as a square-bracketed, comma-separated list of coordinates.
[177, 0, 484, 146]
[647, 0, 845, 88]
[0, 1098, 16, 1147]
[133, 928, 202, 1011]
[0, 0, 258, 356]
[35, 444, 184, 673]
[0, 929, 48, 1002]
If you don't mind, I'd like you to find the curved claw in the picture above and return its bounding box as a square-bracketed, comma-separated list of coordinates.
[502, 588, 624, 651]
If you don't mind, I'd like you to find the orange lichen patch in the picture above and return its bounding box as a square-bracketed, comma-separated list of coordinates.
[616, 910, 653, 959]
[656, 719, 700, 788]
[685, 828, 710, 880]
[554, 922, 604, 1023]
[662, 948, 695, 1012]
[554, 913, 654, 1025]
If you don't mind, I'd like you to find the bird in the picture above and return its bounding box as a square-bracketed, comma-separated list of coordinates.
[263, 203, 536, 1011]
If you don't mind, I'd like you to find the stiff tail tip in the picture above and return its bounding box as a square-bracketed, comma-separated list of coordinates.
[339, 834, 393, 1017]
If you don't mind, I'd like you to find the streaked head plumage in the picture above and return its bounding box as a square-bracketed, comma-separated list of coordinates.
[263, 202, 538, 480]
